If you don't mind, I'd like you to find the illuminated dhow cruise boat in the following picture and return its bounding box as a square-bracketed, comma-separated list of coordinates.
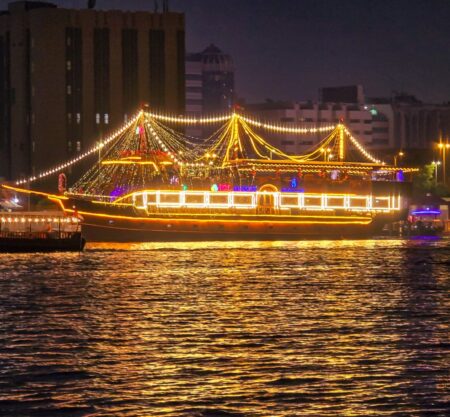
[6, 109, 418, 241]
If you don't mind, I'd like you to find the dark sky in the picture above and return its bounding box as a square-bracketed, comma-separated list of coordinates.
[8, 0, 450, 103]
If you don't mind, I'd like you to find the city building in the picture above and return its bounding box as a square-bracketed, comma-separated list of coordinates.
[369, 94, 450, 151]
[244, 87, 450, 163]
[244, 100, 390, 157]
[185, 44, 234, 116]
[0, 1, 185, 181]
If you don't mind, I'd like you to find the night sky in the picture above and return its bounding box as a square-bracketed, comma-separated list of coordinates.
[4, 0, 450, 104]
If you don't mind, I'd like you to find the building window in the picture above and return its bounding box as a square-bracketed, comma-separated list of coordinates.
[94, 28, 110, 123]
[149, 29, 165, 109]
[76, 141, 81, 152]
[122, 29, 138, 115]
[372, 138, 389, 145]
[95, 113, 100, 124]
[66, 27, 83, 144]
[104, 113, 109, 124]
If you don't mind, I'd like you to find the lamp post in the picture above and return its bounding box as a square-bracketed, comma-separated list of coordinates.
[393, 151, 404, 167]
[431, 161, 441, 186]
[438, 142, 450, 185]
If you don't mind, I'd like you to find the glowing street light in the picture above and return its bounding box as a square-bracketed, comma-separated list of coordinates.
[431, 161, 441, 186]
[438, 142, 450, 185]
[393, 151, 404, 167]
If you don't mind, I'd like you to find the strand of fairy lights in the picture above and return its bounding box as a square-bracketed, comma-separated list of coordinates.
[13, 110, 383, 187]
[343, 127, 383, 164]
[148, 117, 218, 168]
[239, 115, 336, 134]
[147, 124, 183, 166]
[144, 111, 232, 124]
[145, 111, 336, 134]
[15, 112, 142, 185]
[147, 121, 206, 168]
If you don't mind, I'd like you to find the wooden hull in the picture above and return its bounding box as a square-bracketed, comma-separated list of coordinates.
[59, 197, 405, 242]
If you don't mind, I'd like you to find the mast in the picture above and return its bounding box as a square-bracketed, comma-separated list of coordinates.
[338, 121, 345, 162]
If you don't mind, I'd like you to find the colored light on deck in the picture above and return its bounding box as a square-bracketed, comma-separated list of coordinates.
[113, 190, 401, 213]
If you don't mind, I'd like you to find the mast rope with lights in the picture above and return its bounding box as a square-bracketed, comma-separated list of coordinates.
[12, 109, 387, 193]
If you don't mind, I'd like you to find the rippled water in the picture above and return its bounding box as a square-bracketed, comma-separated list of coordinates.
[0, 239, 449, 417]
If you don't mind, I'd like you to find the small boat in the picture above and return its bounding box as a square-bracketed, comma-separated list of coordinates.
[0, 212, 85, 252]
[0, 231, 86, 252]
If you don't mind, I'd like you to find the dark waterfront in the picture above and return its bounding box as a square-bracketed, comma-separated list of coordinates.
[0, 239, 449, 417]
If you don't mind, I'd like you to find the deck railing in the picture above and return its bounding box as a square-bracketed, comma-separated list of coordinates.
[129, 191, 401, 213]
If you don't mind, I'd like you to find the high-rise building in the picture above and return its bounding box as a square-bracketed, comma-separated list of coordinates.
[0, 1, 185, 181]
[185, 44, 234, 116]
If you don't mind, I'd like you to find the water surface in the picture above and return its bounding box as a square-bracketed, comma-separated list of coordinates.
[0, 239, 449, 416]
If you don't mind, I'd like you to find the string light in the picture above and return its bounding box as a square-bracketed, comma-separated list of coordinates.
[114, 189, 400, 213]
[239, 115, 336, 134]
[144, 111, 232, 124]
[15, 111, 142, 185]
[344, 127, 383, 164]
[0, 215, 79, 223]
[144, 110, 337, 134]
[11, 108, 390, 190]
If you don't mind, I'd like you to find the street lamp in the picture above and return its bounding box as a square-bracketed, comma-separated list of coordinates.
[431, 161, 441, 186]
[438, 142, 450, 185]
[394, 151, 404, 167]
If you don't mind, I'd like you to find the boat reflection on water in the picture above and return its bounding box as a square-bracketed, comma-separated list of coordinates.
[0, 239, 448, 416]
